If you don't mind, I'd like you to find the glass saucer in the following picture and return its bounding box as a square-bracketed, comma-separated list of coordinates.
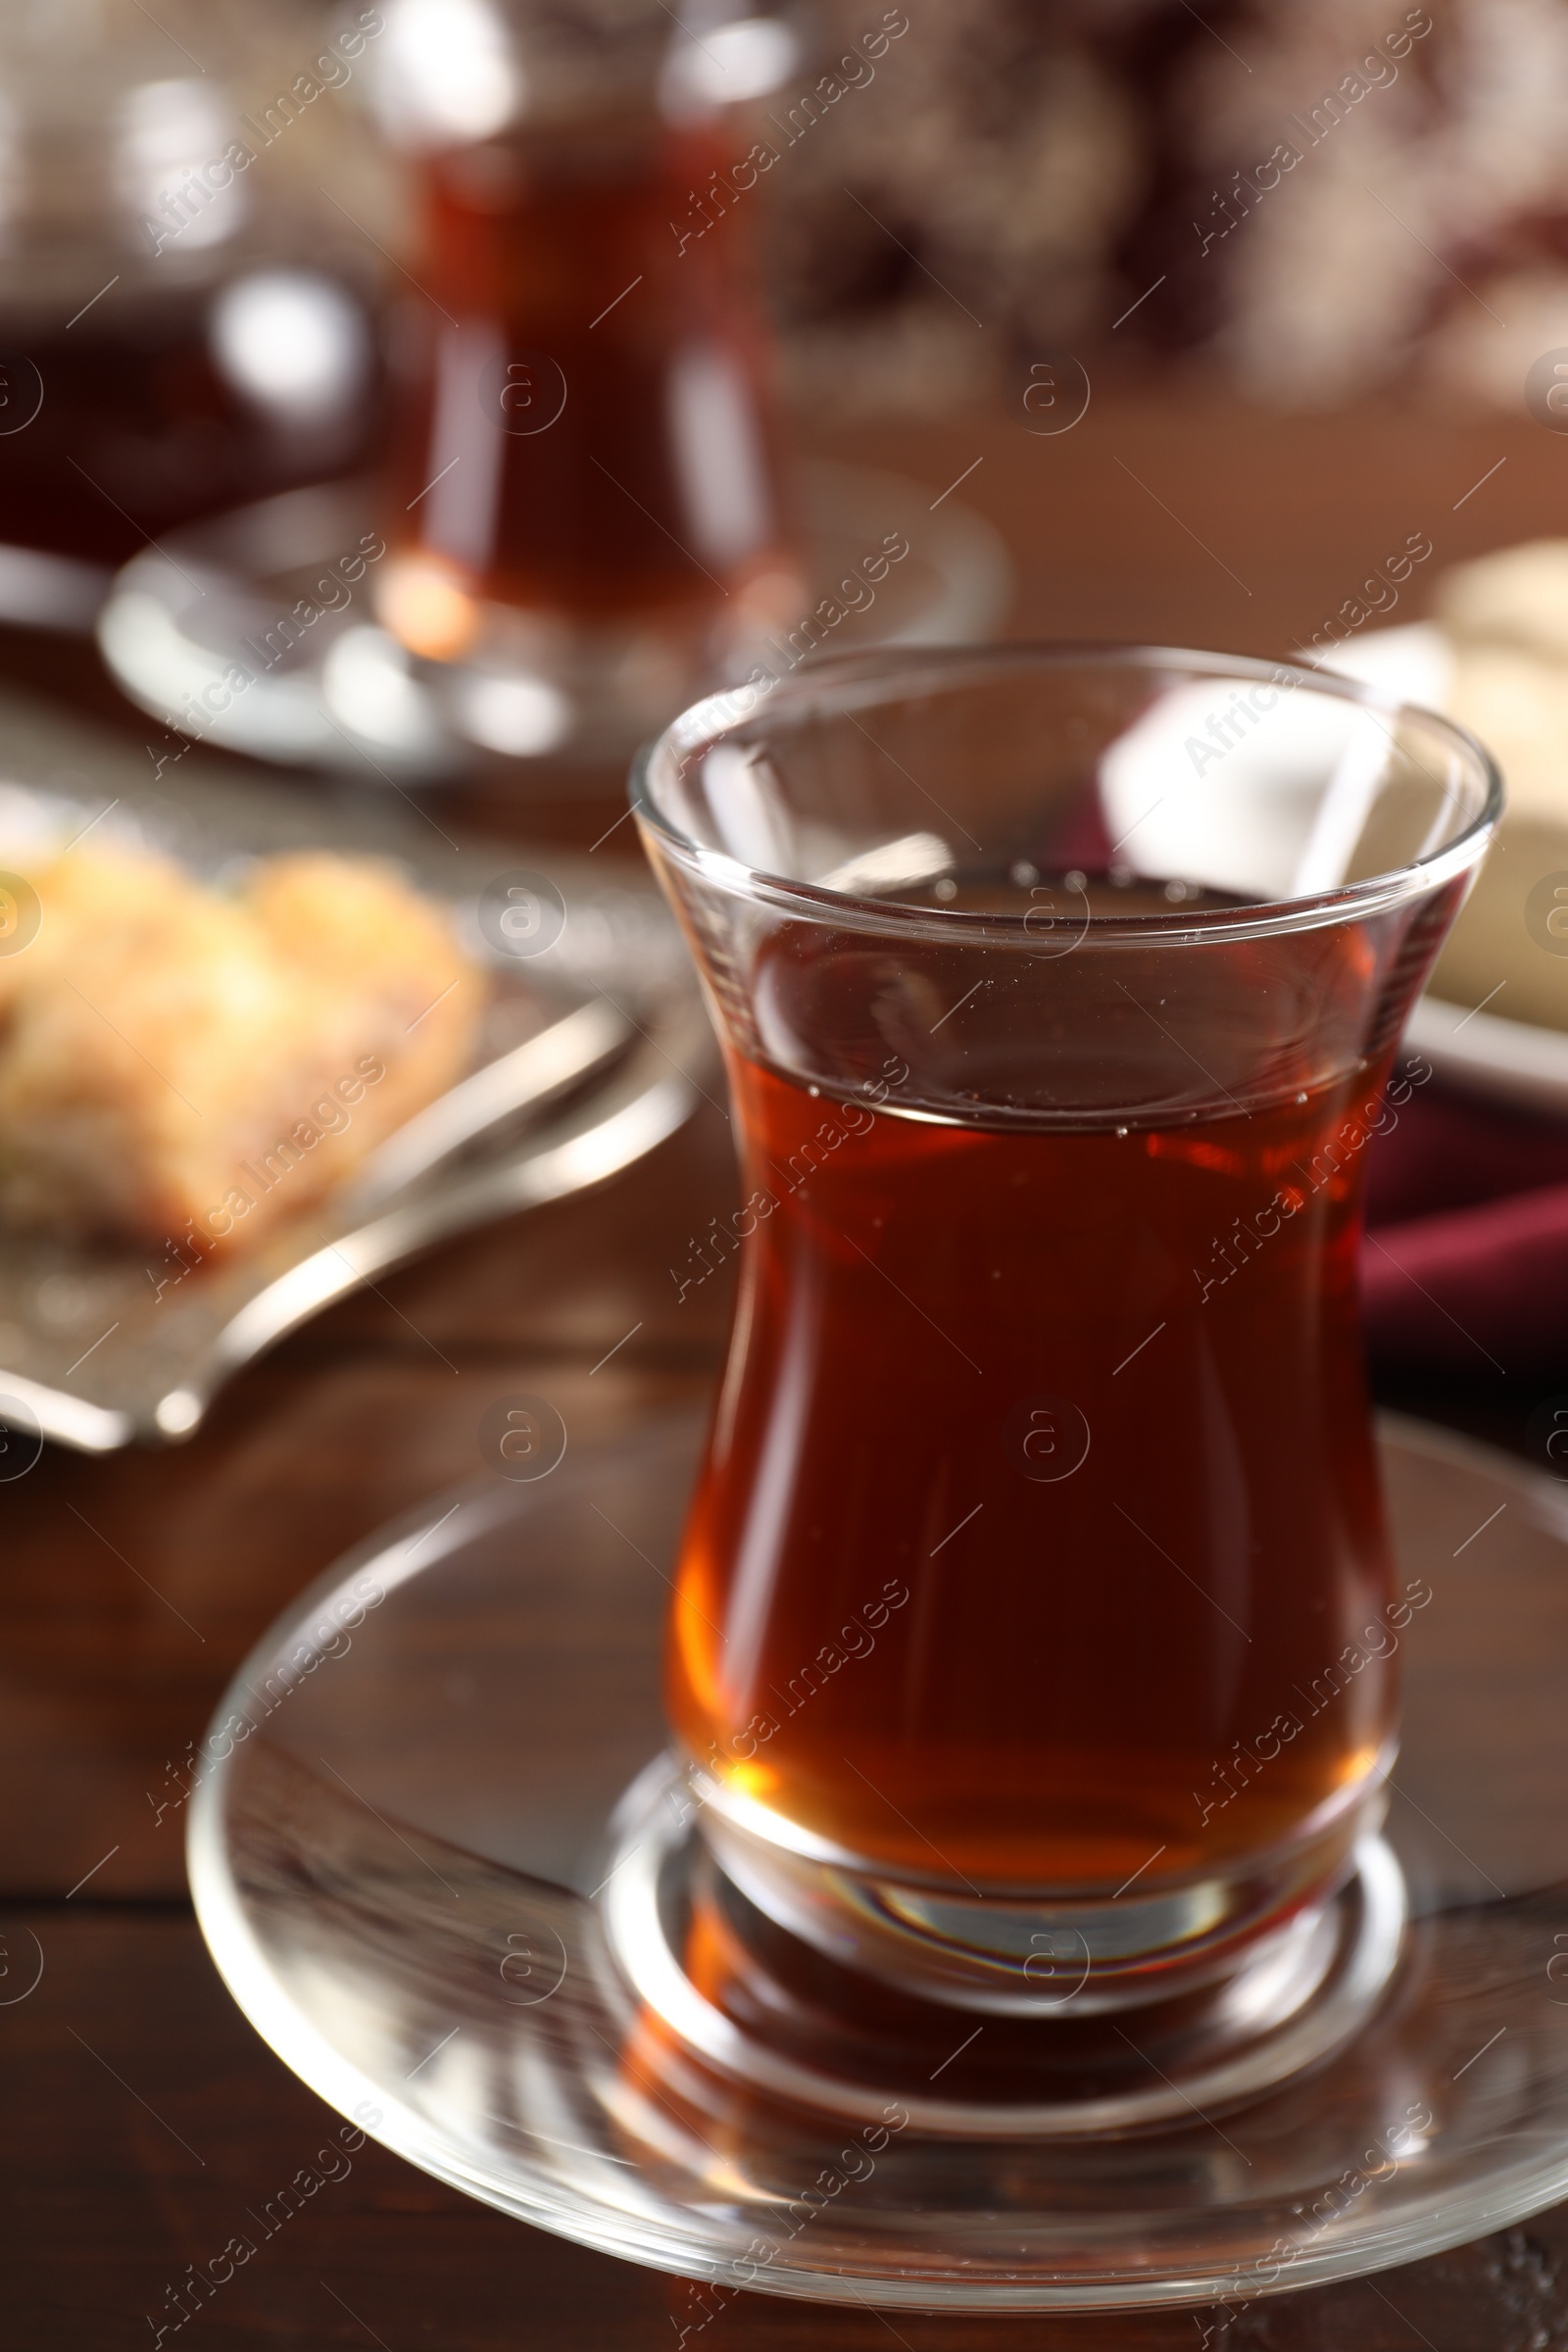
[187, 1409, 1568, 2313]
[96, 463, 1011, 782]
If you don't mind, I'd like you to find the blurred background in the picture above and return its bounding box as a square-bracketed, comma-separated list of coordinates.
[770, 0, 1564, 419]
[0, 0, 1559, 718]
[0, 0, 1560, 779]
[15, 0, 1560, 502]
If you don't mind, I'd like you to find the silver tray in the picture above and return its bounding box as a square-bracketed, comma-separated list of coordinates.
[0, 692, 705, 1454]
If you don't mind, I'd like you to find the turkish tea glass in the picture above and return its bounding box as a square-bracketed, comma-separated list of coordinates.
[632, 647, 1497, 2042]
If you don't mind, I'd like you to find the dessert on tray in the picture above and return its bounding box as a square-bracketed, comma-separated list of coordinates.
[0, 840, 483, 1252]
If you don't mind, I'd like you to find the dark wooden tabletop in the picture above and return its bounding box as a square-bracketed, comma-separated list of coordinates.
[6, 394, 1565, 2350]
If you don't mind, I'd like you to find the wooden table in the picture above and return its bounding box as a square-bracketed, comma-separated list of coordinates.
[5, 397, 1563, 2349]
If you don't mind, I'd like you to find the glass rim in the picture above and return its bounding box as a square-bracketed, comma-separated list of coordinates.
[629, 643, 1504, 947]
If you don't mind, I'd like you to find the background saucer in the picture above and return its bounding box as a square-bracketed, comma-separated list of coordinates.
[96, 463, 1013, 782]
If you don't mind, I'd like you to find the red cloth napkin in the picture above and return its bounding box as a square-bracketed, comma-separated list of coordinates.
[1363, 1071, 1568, 1374]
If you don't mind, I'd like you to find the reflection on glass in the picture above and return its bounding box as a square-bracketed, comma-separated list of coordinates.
[115, 78, 250, 253]
[209, 270, 372, 427]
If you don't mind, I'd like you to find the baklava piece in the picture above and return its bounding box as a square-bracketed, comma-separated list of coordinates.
[0, 842, 483, 1250]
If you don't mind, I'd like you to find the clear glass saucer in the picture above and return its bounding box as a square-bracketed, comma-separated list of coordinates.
[96, 463, 1012, 782]
[187, 1408, 1568, 2313]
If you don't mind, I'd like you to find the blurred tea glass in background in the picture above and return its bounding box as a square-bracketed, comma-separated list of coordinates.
[0, 0, 391, 627]
[361, 0, 806, 764]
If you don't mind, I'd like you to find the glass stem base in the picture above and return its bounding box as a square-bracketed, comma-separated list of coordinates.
[602, 1755, 1408, 2136]
[691, 1766, 1385, 2017]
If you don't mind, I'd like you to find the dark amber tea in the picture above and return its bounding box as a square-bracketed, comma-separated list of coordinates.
[0, 289, 380, 568]
[670, 1046, 1401, 1896]
[379, 121, 797, 666]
